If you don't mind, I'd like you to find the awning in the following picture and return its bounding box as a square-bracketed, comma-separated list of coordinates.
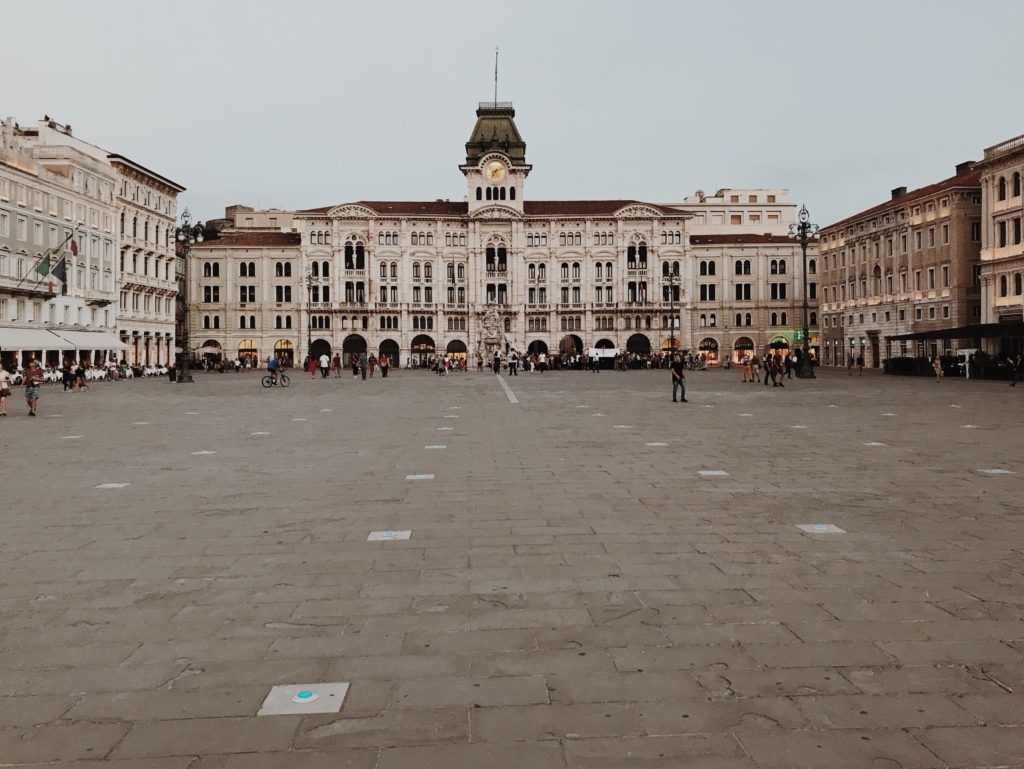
[50, 330, 129, 350]
[0, 327, 75, 350]
[886, 321, 1024, 341]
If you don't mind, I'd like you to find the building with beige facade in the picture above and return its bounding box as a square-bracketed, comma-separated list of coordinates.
[817, 163, 982, 367]
[189, 103, 817, 367]
[975, 132, 1024, 356]
[0, 118, 124, 368]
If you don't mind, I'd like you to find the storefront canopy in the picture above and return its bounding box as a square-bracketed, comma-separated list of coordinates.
[0, 327, 75, 351]
[50, 330, 128, 350]
[885, 321, 1024, 342]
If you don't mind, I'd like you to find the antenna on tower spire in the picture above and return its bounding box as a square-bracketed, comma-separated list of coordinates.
[494, 46, 499, 106]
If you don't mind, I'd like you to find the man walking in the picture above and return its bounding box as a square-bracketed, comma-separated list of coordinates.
[1011, 354, 1023, 386]
[358, 352, 368, 380]
[319, 352, 330, 379]
[671, 353, 687, 403]
[24, 360, 44, 416]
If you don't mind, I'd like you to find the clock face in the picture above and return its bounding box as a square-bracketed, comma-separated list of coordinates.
[485, 160, 507, 183]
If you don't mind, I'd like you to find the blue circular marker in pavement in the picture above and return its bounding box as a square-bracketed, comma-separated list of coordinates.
[292, 690, 318, 703]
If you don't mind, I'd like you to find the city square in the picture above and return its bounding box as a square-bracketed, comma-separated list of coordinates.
[1, 368, 1022, 767]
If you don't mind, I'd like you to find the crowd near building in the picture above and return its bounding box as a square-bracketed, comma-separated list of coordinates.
[0, 117, 182, 370]
[188, 103, 820, 369]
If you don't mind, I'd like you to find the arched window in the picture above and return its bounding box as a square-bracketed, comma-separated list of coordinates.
[355, 244, 365, 269]
[250, 315, 256, 328]
[778, 260, 786, 275]
[735, 259, 743, 275]
[770, 260, 778, 274]
[424, 263, 432, 280]
[411, 232, 419, 246]
[998, 177, 1007, 201]
[203, 262, 211, 277]
[476, 187, 482, 200]
[211, 263, 219, 277]
[509, 187, 516, 200]
[596, 263, 603, 279]
[499, 187, 506, 200]
[707, 261, 716, 276]
[736, 313, 742, 326]
[744, 260, 751, 275]
[1015, 273, 1023, 295]
[132, 217, 138, 237]
[571, 262, 580, 279]
[1000, 275, 1008, 296]
[561, 262, 569, 280]
[781, 312, 787, 325]
[275, 316, 282, 329]
[284, 263, 291, 277]
[606, 262, 613, 278]
[709, 313, 716, 327]
[344, 243, 354, 268]
[311, 262, 319, 277]
[325, 231, 331, 245]
[213, 316, 220, 329]
[203, 315, 210, 329]
[672, 261, 679, 276]
[771, 313, 778, 326]
[575, 233, 582, 246]
[663, 262, 670, 277]
[809, 259, 817, 274]
[699, 261, 707, 276]
[285, 316, 292, 329]
[380, 262, 387, 278]
[413, 262, 420, 279]
[275, 262, 283, 277]
[504, 318, 511, 332]
[745, 313, 751, 326]
[699, 314, 707, 327]
[1014, 172, 1022, 197]
[486, 188, 493, 201]
[322, 261, 329, 278]
[119, 212, 125, 234]
[497, 247, 507, 270]
[391, 262, 398, 278]
[239, 315, 246, 329]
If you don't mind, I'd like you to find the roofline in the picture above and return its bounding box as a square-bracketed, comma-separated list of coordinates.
[107, 154, 186, 192]
[820, 173, 981, 233]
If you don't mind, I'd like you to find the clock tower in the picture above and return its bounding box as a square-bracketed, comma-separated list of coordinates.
[461, 102, 531, 215]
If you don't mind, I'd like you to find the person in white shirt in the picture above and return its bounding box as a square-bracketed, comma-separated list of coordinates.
[318, 353, 330, 379]
[0, 364, 13, 416]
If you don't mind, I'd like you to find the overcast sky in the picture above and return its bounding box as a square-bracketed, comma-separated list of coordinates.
[6, 0, 1023, 226]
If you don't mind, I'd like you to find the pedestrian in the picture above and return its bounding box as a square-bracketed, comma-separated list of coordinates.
[0, 363, 12, 416]
[1011, 354, 1023, 387]
[318, 352, 330, 379]
[476, 355, 483, 373]
[751, 355, 760, 383]
[772, 355, 785, 387]
[359, 352, 368, 380]
[368, 354, 377, 377]
[785, 354, 794, 380]
[671, 353, 687, 402]
[847, 354, 854, 376]
[23, 360, 44, 416]
[379, 353, 390, 378]
[350, 354, 359, 379]
[61, 362, 74, 391]
[308, 355, 318, 379]
[742, 355, 752, 383]
[932, 356, 942, 382]
[332, 353, 342, 378]
[856, 354, 865, 376]
[764, 354, 773, 386]
[538, 351, 547, 373]
[493, 349, 501, 374]
[75, 361, 90, 391]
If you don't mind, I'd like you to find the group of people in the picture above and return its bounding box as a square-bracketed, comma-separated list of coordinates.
[739, 352, 804, 387]
[300, 352, 393, 381]
[0, 361, 44, 416]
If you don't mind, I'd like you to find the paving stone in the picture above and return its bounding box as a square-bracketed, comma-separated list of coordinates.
[0, 722, 129, 763]
[66, 686, 271, 720]
[191, 751, 378, 769]
[472, 702, 643, 741]
[794, 693, 979, 729]
[638, 696, 808, 733]
[0, 694, 78, 727]
[294, 707, 468, 749]
[734, 727, 945, 768]
[378, 742, 565, 769]
[911, 725, 1024, 766]
[562, 735, 749, 768]
[546, 671, 705, 703]
[110, 716, 301, 758]
[954, 694, 1024, 726]
[390, 675, 548, 708]
[744, 641, 893, 668]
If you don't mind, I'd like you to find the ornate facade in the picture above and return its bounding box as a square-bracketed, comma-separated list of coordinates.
[818, 163, 982, 366]
[189, 103, 817, 366]
[976, 133, 1024, 355]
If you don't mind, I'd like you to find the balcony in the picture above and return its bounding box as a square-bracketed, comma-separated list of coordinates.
[557, 303, 585, 311]
[444, 303, 467, 311]
[526, 303, 550, 311]
[627, 267, 648, 276]
[343, 269, 367, 277]
[485, 269, 507, 278]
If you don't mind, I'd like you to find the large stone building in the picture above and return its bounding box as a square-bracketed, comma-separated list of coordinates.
[0, 118, 122, 368]
[975, 132, 1024, 355]
[817, 163, 982, 367]
[0, 117, 183, 368]
[190, 103, 817, 367]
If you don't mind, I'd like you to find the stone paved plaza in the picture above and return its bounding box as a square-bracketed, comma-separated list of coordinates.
[2, 366, 1024, 768]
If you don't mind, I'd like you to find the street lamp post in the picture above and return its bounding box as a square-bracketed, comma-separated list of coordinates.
[175, 208, 204, 383]
[666, 270, 681, 356]
[789, 204, 818, 379]
[305, 270, 316, 365]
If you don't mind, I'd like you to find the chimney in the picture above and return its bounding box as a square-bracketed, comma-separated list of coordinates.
[955, 160, 974, 176]
[891, 186, 907, 200]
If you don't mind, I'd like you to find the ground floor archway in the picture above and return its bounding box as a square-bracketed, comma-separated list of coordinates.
[238, 339, 258, 366]
[445, 339, 467, 363]
[310, 338, 332, 361]
[626, 333, 651, 355]
[528, 340, 549, 355]
[559, 335, 583, 356]
[595, 338, 615, 349]
[698, 337, 720, 365]
[411, 334, 435, 366]
[733, 336, 754, 363]
[273, 339, 294, 367]
[379, 339, 399, 368]
[342, 334, 367, 358]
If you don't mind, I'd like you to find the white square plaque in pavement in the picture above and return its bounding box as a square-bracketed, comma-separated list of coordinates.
[405, 474, 434, 480]
[257, 682, 349, 716]
[797, 523, 847, 534]
[698, 470, 730, 477]
[979, 468, 1015, 475]
[368, 530, 412, 541]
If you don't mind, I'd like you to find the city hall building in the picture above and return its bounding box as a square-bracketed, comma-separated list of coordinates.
[190, 103, 818, 367]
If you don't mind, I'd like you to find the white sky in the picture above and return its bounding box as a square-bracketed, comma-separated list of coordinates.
[6, 0, 1023, 226]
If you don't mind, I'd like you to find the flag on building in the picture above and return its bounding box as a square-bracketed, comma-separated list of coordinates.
[34, 255, 51, 276]
[53, 257, 67, 295]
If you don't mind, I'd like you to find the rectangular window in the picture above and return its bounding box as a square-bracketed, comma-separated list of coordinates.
[730, 214, 742, 225]
[928, 306, 936, 319]
[999, 221, 1007, 247]
[941, 223, 949, 244]
[914, 231, 922, 250]
[928, 267, 935, 289]
[942, 265, 949, 287]
[915, 308, 922, 320]
[971, 221, 981, 241]
[914, 270, 922, 290]
[942, 305, 950, 319]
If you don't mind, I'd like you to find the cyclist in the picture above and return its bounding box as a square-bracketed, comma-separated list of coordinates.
[267, 355, 281, 384]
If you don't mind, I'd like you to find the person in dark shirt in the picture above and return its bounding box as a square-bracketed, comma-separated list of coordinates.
[671, 354, 687, 403]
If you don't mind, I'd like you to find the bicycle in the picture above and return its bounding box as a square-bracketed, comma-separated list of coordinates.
[261, 373, 290, 388]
